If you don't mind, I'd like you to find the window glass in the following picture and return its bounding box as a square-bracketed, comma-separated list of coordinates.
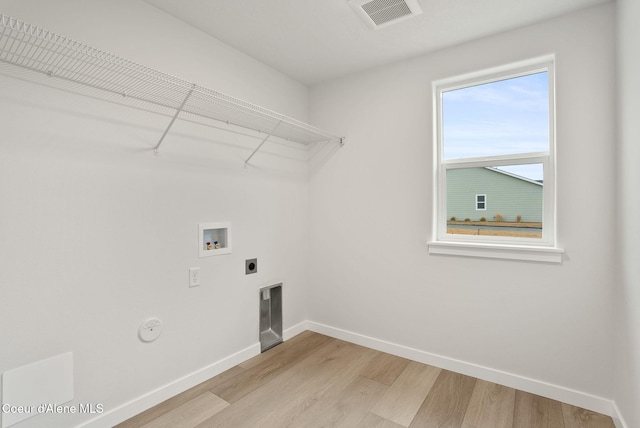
[446, 165, 543, 239]
[442, 72, 549, 161]
[431, 57, 558, 258]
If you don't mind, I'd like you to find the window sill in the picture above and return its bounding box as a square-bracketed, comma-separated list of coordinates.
[427, 240, 564, 263]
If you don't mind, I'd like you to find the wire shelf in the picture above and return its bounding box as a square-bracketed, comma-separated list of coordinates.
[0, 14, 342, 159]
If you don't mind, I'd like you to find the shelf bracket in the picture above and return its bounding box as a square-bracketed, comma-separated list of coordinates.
[154, 84, 196, 155]
[244, 120, 282, 165]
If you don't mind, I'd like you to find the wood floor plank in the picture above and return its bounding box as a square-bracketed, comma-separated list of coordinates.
[209, 331, 333, 403]
[360, 352, 411, 385]
[139, 392, 228, 428]
[250, 346, 380, 428]
[283, 376, 388, 428]
[461, 379, 516, 428]
[194, 338, 375, 428]
[514, 391, 565, 428]
[119, 332, 616, 428]
[371, 361, 442, 426]
[115, 365, 245, 428]
[356, 413, 408, 428]
[321, 377, 389, 428]
[408, 369, 477, 428]
[561, 403, 616, 428]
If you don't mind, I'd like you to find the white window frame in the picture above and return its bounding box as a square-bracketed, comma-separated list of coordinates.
[428, 56, 563, 263]
[475, 194, 487, 211]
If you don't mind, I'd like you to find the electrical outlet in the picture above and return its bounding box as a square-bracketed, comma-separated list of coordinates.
[245, 258, 257, 275]
[189, 267, 201, 287]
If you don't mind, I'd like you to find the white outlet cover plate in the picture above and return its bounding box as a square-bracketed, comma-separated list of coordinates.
[189, 267, 201, 287]
[138, 317, 163, 342]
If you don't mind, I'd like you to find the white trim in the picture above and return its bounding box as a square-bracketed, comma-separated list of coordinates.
[307, 321, 614, 417]
[428, 240, 564, 263]
[433, 55, 557, 251]
[442, 151, 549, 167]
[73, 322, 618, 426]
[78, 323, 308, 428]
[283, 320, 309, 341]
[434, 55, 556, 91]
[76, 343, 259, 428]
[611, 401, 630, 428]
[475, 194, 487, 211]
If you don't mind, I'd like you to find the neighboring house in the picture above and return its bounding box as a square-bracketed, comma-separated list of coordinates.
[447, 167, 543, 222]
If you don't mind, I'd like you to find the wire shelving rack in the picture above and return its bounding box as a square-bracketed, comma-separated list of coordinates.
[0, 14, 343, 163]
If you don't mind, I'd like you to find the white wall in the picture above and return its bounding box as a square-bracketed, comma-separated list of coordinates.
[309, 3, 616, 413]
[0, 0, 628, 426]
[0, 1, 310, 427]
[615, 0, 640, 426]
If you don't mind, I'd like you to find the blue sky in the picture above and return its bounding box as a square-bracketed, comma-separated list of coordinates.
[442, 72, 549, 181]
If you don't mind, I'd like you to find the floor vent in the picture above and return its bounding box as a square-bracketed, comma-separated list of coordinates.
[348, 0, 423, 30]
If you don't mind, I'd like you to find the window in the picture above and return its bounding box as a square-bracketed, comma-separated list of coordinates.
[475, 194, 486, 211]
[429, 56, 563, 262]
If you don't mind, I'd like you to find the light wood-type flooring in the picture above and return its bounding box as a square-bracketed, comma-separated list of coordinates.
[116, 331, 615, 428]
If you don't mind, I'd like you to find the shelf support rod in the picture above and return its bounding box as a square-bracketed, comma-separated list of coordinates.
[154, 84, 196, 155]
[244, 120, 282, 165]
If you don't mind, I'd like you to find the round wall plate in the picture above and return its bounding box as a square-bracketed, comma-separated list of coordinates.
[138, 317, 163, 342]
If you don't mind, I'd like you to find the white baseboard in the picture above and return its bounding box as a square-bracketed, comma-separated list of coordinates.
[611, 401, 629, 428]
[283, 320, 309, 341]
[76, 321, 621, 427]
[78, 323, 309, 428]
[77, 342, 260, 428]
[307, 321, 615, 418]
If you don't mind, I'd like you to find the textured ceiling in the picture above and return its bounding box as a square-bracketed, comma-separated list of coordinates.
[145, 0, 611, 85]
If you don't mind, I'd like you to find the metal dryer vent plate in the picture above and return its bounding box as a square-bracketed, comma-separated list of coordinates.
[348, 0, 423, 30]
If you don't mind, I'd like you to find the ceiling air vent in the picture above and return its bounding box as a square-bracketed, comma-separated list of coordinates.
[348, 0, 423, 30]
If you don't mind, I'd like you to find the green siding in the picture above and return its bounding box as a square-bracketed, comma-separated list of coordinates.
[447, 168, 542, 222]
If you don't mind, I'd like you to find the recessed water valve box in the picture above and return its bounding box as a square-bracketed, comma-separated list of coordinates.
[199, 222, 231, 257]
